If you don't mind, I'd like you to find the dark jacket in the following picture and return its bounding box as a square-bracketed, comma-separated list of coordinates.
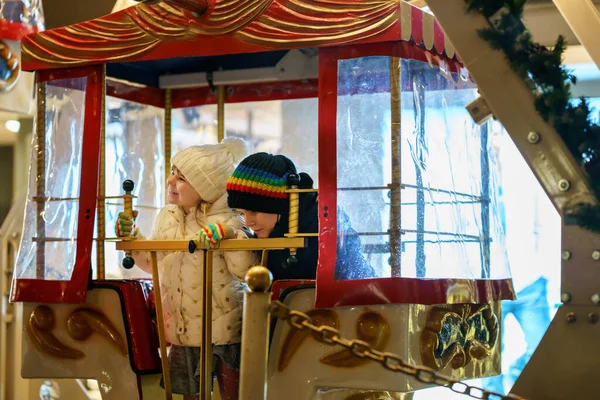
[263, 173, 377, 281]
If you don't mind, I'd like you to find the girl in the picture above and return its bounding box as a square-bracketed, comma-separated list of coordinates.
[116, 138, 257, 400]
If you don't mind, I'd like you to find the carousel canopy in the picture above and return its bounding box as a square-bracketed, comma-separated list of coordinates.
[20, 0, 457, 87]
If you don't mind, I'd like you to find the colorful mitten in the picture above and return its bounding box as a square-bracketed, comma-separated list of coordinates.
[116, 210, 139, 237]
[198, 223, 236, 248]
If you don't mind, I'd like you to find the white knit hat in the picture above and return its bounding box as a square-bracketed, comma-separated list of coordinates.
[171, 137, 249, 203]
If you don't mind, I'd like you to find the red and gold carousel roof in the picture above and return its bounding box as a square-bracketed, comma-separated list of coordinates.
[21, 0, 457, 71]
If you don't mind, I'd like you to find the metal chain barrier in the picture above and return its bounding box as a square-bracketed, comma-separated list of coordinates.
[269, 301, 527, 400]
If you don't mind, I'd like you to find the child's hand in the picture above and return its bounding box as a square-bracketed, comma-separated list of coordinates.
[198, 223, 236, 248]
[116, 210, 139, 237]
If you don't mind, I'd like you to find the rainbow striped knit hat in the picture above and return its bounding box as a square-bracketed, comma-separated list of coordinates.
[227, 153, 297, 214]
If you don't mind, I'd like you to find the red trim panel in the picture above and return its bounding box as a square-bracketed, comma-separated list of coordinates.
[331, 41, 466, 74]
[107, 80, 166, 108]
[172, 79, 319, 108]
[0, 20, 38, 41]
[37, 67, 97, 83]
[316, 278, 515, 308]
[316, 47, 339, 291]
[411, 5, 424, 46]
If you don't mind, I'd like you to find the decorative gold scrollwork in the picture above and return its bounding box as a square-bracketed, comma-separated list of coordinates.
[321, 310, 390, 368]
[278, 308, 339, 371]
[27, 305, 128, 360]
[420, 303, 499, 370]
[27, 306, 85, 359]
[344, 391, 402, 400]
[0, 41, 20, 93]
[67, 308, 128, 356]
[278, 308, 390, 371]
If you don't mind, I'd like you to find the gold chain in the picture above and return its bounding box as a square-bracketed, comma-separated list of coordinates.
[269, 301, 526, 400]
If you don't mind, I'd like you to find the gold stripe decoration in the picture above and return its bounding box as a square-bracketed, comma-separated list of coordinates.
[237, 0, 398, 48]
[22, 11, 160, 65]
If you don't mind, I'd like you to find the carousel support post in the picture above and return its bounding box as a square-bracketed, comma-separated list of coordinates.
[217, 85, 225, 142]
[389, 56, 402, 277]
[164, 88, 172, 182]
[150, 251, 173, 400]
[200, 250, 213, 400]
[414, 74, 426, 278]
[239, 266, 273, 400]
[97, 66, 107, 280]
[35, 80, 46, 279]
[479, 122, 491, 278]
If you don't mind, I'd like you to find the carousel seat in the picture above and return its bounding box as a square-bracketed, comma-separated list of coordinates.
[91, 279, 161, 374]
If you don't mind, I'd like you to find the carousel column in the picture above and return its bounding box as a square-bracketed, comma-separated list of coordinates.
[150, 250, 173, 400]
[479, 122, 491, 278]
[35, 80, 46, 279]
[389, 57, 402, 277]
[239, 266, 273, 400]
[413, 74, 426, 278]
[217, 85, 225, 142]
[164, 88, 172, 181]
[97, 66, 107, 279]
[200, 250, 213, 400]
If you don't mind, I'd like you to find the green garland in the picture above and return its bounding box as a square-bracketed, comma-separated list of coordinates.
[465, 0, 600, 233]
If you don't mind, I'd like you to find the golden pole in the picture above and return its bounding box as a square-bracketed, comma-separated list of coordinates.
[97, 65, 107, 280]
[35, 80, 46, 279]
[217, 85, 225, 142]
[389, 57, 402, 277]
[200, 250, 213, 400]
[164, 88, 172, 182]
[287, 175, 300, 261]
[150, 251, 173, 400]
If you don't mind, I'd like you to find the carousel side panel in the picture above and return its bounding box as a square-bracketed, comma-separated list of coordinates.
[266, 287, 501, 398]
[11, 66, 103, 304]
[20, 288, 142, 399]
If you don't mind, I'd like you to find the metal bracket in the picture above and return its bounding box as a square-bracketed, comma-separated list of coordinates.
[510, 305, 600, 399]
[159, 49, 319, 89]
[466, 96, 494, 125]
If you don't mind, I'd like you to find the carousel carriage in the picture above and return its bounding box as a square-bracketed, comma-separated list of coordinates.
[7, 0, 529, 399]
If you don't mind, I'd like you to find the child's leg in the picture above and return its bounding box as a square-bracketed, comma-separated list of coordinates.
[216, 360, 240, 400]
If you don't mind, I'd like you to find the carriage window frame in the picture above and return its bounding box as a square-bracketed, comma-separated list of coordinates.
[315, 42, 515, 308]
[11, 65, 104, 303]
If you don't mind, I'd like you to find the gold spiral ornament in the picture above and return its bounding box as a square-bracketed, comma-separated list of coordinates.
[0, 41, 20, 93]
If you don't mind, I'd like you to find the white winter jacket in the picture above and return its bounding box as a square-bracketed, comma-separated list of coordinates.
[151, 193, 257, 346]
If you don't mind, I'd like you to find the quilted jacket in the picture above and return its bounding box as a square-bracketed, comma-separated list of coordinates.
[151, 193, 257, 346]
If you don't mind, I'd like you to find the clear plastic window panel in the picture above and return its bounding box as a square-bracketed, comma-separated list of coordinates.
[98, 96, 165, 279]
[172, 99, 318, 182]
[15, 77, 86, 280]
[336, 56, 509, 280]
[1, 0, 45, 30]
